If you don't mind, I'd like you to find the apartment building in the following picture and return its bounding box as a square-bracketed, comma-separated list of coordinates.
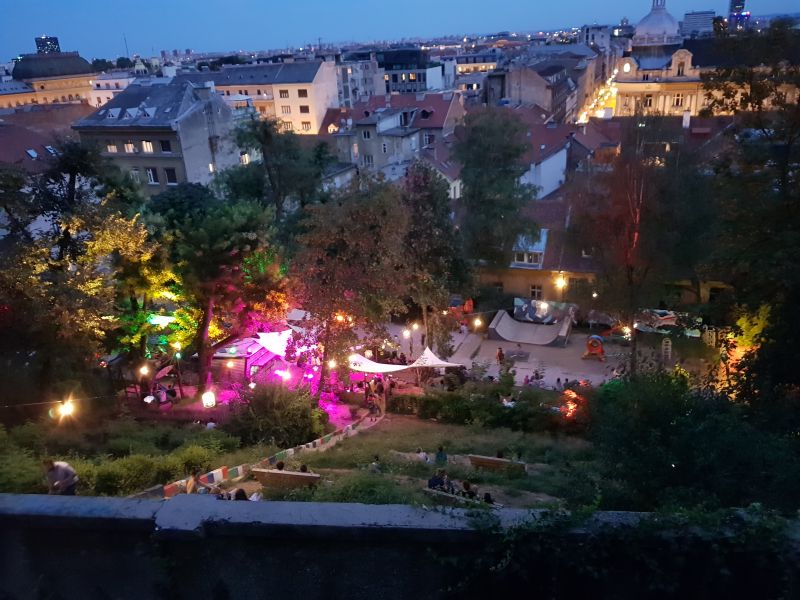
[89, 72, 136, 107]
[73, 79, 243, 196]
[376, 49, 445, 93]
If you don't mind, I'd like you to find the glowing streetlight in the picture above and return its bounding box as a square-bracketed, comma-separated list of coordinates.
[402, 329, 411, 339]
[248, 381, 256, 390]
[58, 399, 75, 418]
[226, 360, 234, 369]
[473, 317, 483, 328]
[201, 390, 216, 408]
[335, 314, 345, 323]
[139, 365, 149, 376]
[592, 291, 598, 299]
[555, 274, 567, 301]
[411, 322, 419, 331]
[441, 310, 448, 316]
[327, 359, 337, 369]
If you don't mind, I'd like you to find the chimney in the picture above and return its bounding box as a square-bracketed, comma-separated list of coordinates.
[195, 81, 215, 99]
[682, 110, 690, 129]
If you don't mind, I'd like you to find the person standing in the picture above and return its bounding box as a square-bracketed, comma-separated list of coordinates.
[496, 347, 505, 365]
[43, 459, 78, 495]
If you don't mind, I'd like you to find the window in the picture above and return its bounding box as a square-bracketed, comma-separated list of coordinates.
[363, 154, 374, 167]
[301, 121, 312, 131]
[623, 62, 631, 73]
[159, 140, 172, 153]
[258, 106, 266, 114]
[256, 89, 262, 95]
[115, 82, 120, 89]
[146, 167, 158, 185]
[164, 168, 178, 185]
[674, 93, 684, 107]
[530, 285, 543, 300]
[130, 168, 140, 183]
[142, 140, 154, 153]
[677, 62, 685, 76]
[124, 142, 135, 153]
[281, 105, 291, 115]
[208, 163, 216, 173]
[493, 282, 504, 294]
[282, 121, 293, 132]
[297, 89, 308, 98]
[106, 143, 118, 153]
[409, 72, 417, 81]
[526, 252, 543, 265]
[423, 133, 435, 145]
[239, 151, 250, 165]
[642, 73, 650, 81]
[299, 105, 310, 114]
[362, 130, 371, 140]
[382, 142, 388, 154]
[279, 89, 289, 98]
[644, 95, 653, 108]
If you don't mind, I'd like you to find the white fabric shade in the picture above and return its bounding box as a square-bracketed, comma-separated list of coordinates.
[255, 330, 293, 357]
[408, 347, 464, 369]
[348, 354, 409, 374]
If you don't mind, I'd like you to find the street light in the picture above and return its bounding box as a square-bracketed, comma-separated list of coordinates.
[411, 322, 419, 331]
[473, 317, 483, 329]
[327, 359, 337, 369]
[555, 274, 567, 301]
[592, 291, 598, 299]
[201, 390, 216, 408]
[58, 399, 75, 418]
[139, 365, 149, 376]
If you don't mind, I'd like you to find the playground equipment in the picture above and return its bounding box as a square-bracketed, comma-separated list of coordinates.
[582, 335, 606, 361]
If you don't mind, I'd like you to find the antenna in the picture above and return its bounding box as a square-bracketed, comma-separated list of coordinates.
[123, 33, 130, 58]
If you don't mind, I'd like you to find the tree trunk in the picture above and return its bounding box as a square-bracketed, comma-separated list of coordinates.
[422, 305, 429, 353]
[196, 296, 215, 393]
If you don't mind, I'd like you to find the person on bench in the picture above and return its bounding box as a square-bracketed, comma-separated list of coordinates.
[275, 461, 285, 471]
[460, 480, 478, 499]
[428, 469, 445, 490]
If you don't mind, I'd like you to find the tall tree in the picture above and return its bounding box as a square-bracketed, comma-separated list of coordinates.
[290, 177, 410, 390]
[401, 161, 471, 355]
[143, 184, 284, 390]
[453, 108, 536, 264]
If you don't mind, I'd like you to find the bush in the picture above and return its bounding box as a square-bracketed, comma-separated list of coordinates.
[0, 446, 45, 493]
[312, 472, 420, 504]
[222, 384, 328, 448]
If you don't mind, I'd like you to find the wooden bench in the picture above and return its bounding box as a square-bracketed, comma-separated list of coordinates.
[467, 454, 526, 476]
[251, 468, 321, 490]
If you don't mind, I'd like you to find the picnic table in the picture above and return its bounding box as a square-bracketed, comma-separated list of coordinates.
[251, 468, 321, 490]
[467, 454, 527, 476]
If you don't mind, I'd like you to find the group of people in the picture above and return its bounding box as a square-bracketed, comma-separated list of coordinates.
[273, 461, 311, 474]
[415, 446, 448, 465]
[427, 470, 494, 504]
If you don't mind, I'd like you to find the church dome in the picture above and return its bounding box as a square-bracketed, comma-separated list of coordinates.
[633, 0, 681, 46]
[12, 52, 93, 81]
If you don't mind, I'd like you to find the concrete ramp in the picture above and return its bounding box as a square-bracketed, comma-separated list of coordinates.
[488, 311, 571, 347]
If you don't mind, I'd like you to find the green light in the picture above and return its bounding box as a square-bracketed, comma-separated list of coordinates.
[175, 352, 182, 360]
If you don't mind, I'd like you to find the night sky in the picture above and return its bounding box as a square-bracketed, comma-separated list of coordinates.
[1, 0, 797, 61]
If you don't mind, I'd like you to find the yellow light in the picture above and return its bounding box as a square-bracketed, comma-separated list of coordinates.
[201, 390, 216, 408]
[328, 359, 337, 369]
[58, 399, 75, 418]
[402, 329, 411, 339]
[335, 314, 345, 322]
[622, 326, 632, 335]
[139, 365, 149, 376]
[592, 292, 598, 299]
[473, 317, 483, 328]
[226, 360, 234, 369]
[555, 275, 567, 290]
[441, 310, 448, 316]
[172, 341, 182, 350]
[364, 349, 373, 358]
[411, 323, 419, 331]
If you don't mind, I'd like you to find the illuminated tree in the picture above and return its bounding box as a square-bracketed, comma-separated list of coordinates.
[289, 176, 410, 390]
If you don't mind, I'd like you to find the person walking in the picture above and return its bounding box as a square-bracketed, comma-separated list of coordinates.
[43, 459, 78, 495]
[496, 347, 505, 365]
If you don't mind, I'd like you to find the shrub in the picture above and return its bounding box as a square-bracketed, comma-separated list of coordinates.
[312, 472, 419, 504]
[0, 446, 45, 493]
[171, 444, 215, 475]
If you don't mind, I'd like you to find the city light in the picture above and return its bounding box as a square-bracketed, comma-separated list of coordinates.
[172, 342, 182, 350]
[555, 275, 567, 290]
[248, 381, 256, 389]
[201, 391, 216, 408]
[226, 360, 234, 369]
[327, 359, 337, 369]
[592, 292, 599, 299]
[402, 329, 411, 339]
[411, 323, 419, 331]
[58, 399, 75, 418]
[473, 317, 483, 328]
[139, 365, 149, 376]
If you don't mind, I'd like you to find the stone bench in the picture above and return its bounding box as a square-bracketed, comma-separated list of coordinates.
[251, 468, 321, 490]
[423, 487, 503, 509]
[467, 455, 526, 476]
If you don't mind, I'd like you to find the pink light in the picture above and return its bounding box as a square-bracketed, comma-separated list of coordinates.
[275, 369, 291, 381]
[304, 372, 315, 380]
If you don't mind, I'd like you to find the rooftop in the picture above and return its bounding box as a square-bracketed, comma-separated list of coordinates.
[178, 61, 323, 86]
[12, 51, 94, 80]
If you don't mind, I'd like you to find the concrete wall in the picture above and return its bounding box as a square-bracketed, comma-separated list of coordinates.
[520, 146, 568, 199]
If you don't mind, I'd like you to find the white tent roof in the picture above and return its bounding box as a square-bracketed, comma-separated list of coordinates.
[408, 347, 464, 369]
[348, 354, 409, 374]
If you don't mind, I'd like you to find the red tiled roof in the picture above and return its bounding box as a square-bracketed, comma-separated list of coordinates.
[0, 122, 55, 174]
[318, 106, 352, 137]
[523, 123, 574, 164]
[350, 92, 462, 130]
[421, 134, 461, 181]
[520, 199, 598, 274]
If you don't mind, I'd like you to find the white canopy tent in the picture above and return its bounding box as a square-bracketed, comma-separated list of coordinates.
[408, 347, 465, 369]
[348, 347, 463, 374]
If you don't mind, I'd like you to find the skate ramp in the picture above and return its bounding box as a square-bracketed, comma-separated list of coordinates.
[488, 311, 571, 347]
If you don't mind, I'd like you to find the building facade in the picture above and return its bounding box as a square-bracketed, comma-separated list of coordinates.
[337, 52, 386, 108]
[6, 51, 95, 107]
[73, 80, 243, 196]
[89, 72, 136, 107]
[376, 49, 445, 93]
[681, 11, 715, 37]
[35, 36, 61, 54]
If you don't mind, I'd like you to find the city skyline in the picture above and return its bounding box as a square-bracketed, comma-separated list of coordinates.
[1, 0, 797, 61]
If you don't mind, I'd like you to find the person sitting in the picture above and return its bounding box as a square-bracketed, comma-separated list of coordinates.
[299, 464, 309, 473]
[153, 382, 169, 405]
[416, 447, 430, 463]
[441, 472, 456, 494]
[275, 461, 285, 471]
[434, 445, 447, 465]
[185, 469, 213, 494]
[483, 492, 494, 505]
[369, 455, 381, 473]
[427, 469, 445, 490]
[233, 488, 248, 501]
[523, 375, 530, 386]
[460, 480, 477, 499]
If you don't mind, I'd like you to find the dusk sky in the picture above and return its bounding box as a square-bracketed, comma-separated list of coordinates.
[1, 0, 797, 61]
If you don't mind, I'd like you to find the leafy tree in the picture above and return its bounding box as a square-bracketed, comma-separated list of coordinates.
[115, 57, 134, 69]
[453, 108, 536, 264]
[143, 184, 284, 389]
[290, 177, 410, 390]
[91, 58, 115, 72]
[233, 118, 332, 221]
[400, 161, 470, 355]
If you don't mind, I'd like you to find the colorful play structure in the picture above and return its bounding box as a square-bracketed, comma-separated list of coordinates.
[582, 335, 606, 361]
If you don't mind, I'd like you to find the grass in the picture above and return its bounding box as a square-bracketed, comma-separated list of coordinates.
[270, 415, 596, 508]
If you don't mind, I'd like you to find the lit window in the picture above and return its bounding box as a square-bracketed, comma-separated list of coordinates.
[409, 72, 417, 81]
[623, 62, 631, 73]
[281, 105, 291, 114]
[282, 121, 293, 131]
[301, 121, 312, 131]
[298, 89, 308, 98]
[106, 143, 118, 153]
[146, 167, 158, 185]
[530, 285, 543, 300]
[142, 140, 154, 153]
[130, 168, 140, 182]
[279, 89, 289, 98]
[159, 140, 172, 153]
[208, 163, 216, 173]
[299, 105, 310, 114]
[644, 95, 653, 108]
[239, 152, 250, 165]
[165, 168, 178, 185]
[674, 93, 684, 107]
[124, 142, 135, 153]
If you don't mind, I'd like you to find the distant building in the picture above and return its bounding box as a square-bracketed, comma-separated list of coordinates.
[178, 61, 338, 134]
[35, 35, 61, 55]
[73, 79, 245, 196]
[5, 51, 95, 108]
[580, 25, 613, 51]
[376, 49, 444, 93]
[502, 61, 576, 123]
[337, 52, 386, 108]
[681, 10, 715, 37]
[88, 72, 136, 107]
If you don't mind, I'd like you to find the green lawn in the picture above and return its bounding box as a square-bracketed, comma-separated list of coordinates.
[261, 415, 595, 508]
